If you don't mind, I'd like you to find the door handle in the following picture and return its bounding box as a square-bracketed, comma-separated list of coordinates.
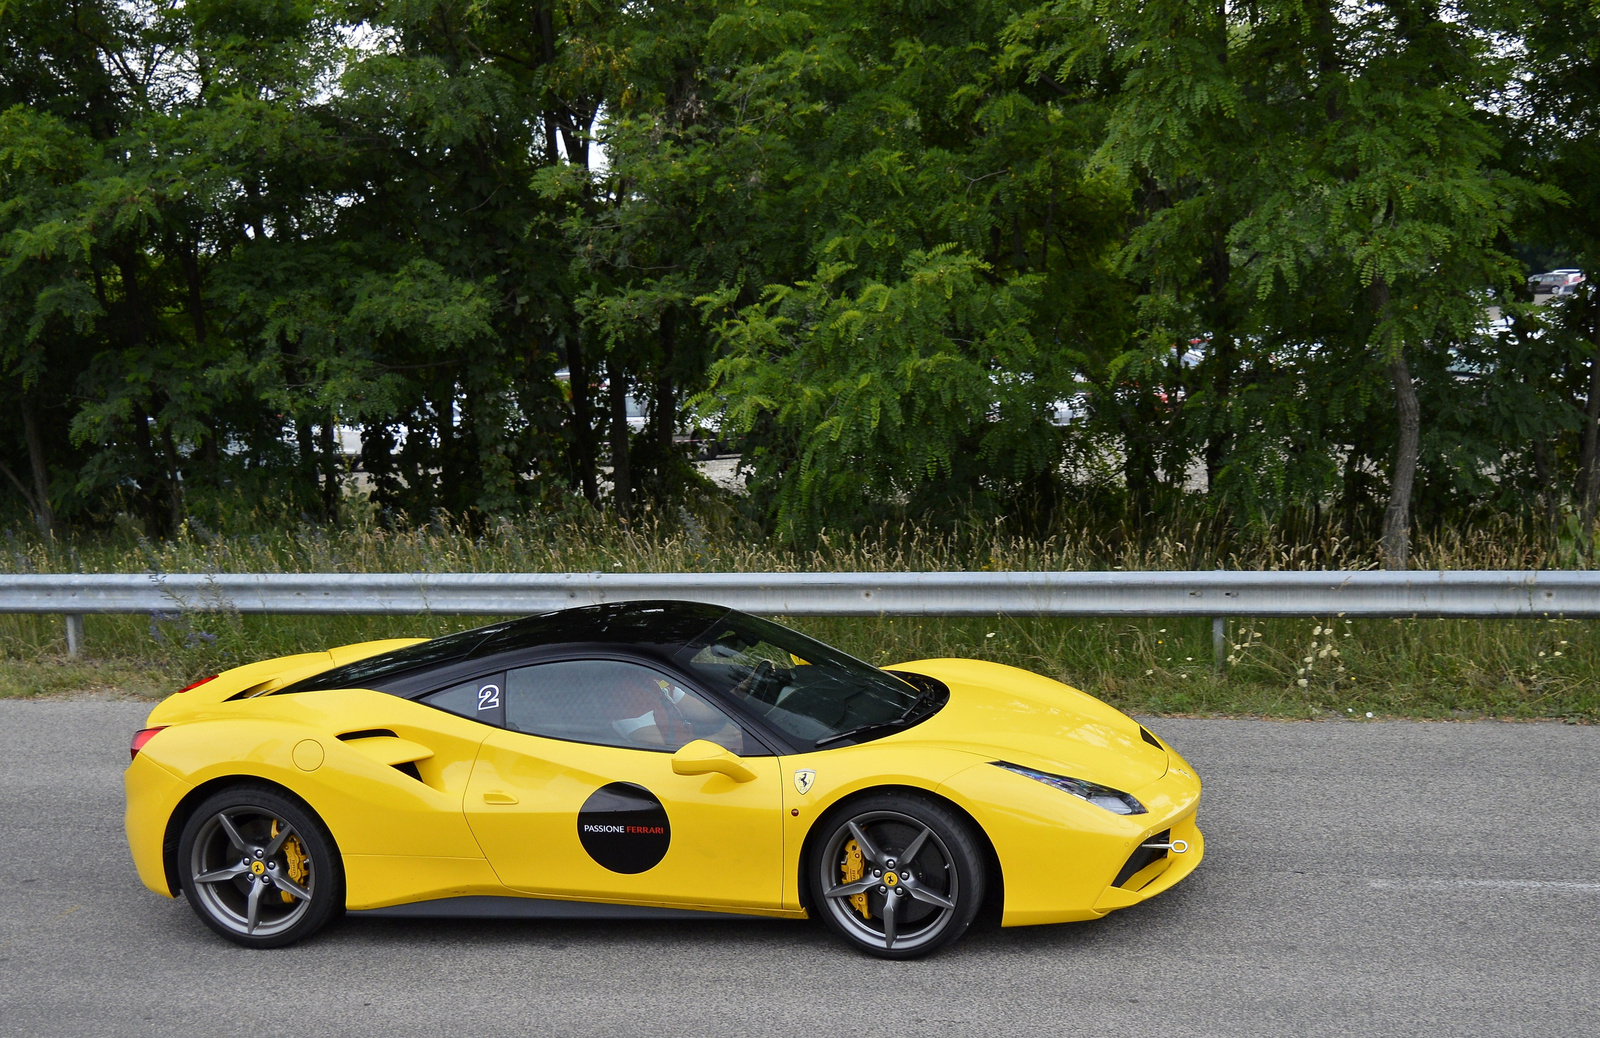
[482, 791, 519, 805]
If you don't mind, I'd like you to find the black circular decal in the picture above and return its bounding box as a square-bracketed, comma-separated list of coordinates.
[577, 782, 671, 874]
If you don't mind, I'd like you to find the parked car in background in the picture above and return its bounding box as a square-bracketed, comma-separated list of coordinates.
[1528, 269, 1586, 293]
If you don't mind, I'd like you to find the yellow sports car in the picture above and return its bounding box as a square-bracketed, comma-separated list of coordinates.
[124, 601, 1203, 958]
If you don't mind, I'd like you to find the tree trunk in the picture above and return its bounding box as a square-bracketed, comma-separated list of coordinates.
[567, 335, 599, 504]
[609, 373, 633, 521]
[242, 180, 268, 241]
[294, 417, 321, 516]
[201, 417, 221, 482]
[19, 391, 54, 537]
[129, 404, 167, 537]
[179, 242, 207, 345]
[117, 257, 170, 535]
[321, 416, 340, 523]
[1341, 445, 1363, 534]
[1038, 194, 1056, 272]
[535, 9, 566, 165]
[1123, 406, 1156, 517]
[1381, 350, 1420, 569]
[1578, 293, 1600, 541]
[655, 308, 677, 461]
[1532, 439, 1559, 538]
[433, 386, 459, 512]
[159, 422, 186, 534]
[1203, 234, 1234, 492]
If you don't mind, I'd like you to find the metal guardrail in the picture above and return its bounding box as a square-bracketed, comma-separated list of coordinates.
[4, 569, 1597, 664]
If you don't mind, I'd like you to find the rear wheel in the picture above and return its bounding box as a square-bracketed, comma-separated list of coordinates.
[176, 785, 342, 948]
[810, 793, 985, 959]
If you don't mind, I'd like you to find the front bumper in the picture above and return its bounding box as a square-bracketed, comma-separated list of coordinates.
[1092, 810, 1204, 912]
[939, 751, 1203, 927]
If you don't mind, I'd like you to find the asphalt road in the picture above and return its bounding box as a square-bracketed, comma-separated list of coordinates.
[3, 700, 1597, 1038]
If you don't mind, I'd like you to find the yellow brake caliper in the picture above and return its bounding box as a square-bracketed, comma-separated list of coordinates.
[842, 839, 870, 920]
[270, 821, 310, 903]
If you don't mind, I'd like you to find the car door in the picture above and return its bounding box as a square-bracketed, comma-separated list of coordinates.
[463, 657, 784, 911]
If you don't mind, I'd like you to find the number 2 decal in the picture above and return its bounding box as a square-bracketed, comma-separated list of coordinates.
[477, 683, 501, 711]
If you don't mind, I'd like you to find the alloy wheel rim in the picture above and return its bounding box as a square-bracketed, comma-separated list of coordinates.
[189, 807, 315, 937]
[818, 809, 959, 952]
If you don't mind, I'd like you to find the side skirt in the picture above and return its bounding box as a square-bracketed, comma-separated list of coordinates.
[348, 895, 778, 922]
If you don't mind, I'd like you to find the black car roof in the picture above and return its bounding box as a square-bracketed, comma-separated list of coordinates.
[273, 600, 731, 695]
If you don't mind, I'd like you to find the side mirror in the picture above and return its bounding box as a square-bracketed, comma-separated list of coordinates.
[671, 739, 757, 783]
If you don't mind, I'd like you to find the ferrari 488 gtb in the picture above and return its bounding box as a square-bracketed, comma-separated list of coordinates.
[125, 601, 1203, 958]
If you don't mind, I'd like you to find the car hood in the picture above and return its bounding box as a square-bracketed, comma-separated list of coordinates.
[890, 658, 1169, 792]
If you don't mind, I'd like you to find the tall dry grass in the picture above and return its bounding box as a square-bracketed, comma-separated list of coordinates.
[0, 511, 1591, 720]
[0, 507, 1568, 575]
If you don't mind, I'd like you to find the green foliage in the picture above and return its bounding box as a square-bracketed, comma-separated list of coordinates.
[0, 0, 1596, 555]
[704, 249, 1050, 538]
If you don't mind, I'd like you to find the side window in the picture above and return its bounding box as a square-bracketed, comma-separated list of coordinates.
[421, 672, 505, 727]
[504, 660, 745, 754]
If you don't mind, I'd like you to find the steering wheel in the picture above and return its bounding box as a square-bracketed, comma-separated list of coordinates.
[731, 658, 776, 702]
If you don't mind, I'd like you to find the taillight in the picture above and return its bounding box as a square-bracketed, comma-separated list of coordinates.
[130, 726, 167, 761]
[177, 675, 218, 694]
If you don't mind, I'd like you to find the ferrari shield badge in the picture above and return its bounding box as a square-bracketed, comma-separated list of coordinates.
[793, 769, 816, 795]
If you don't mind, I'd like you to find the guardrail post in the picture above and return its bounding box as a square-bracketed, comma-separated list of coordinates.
[65, 613, 85, 658]
[1212, 617, 1225, 675]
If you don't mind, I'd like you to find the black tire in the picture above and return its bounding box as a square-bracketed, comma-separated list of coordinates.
[176, 784, 343, 948]
[809, 792, 985, 959]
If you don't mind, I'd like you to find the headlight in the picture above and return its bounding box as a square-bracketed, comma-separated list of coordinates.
[992, 761, 1147, 815]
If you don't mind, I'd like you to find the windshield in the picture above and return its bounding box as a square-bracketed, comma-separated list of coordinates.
[679, 612, 923, 748]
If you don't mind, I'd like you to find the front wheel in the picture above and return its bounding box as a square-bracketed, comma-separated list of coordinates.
[810, 793, 985, 959]
[176, 784, 343, 948]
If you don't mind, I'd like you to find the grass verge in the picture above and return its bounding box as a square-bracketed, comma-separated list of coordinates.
[0, 513, 1593, 720]
[5, 612, 1594, 722]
